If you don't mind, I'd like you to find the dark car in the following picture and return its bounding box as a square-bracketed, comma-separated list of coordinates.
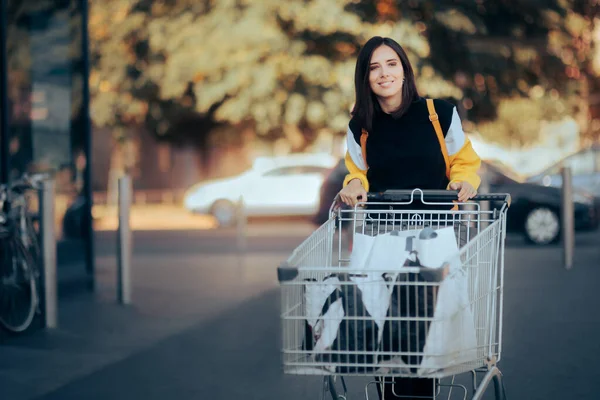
[526, 145, 600, 197]
[315, 159, 599, 245]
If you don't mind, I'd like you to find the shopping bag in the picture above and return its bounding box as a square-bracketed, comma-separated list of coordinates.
[304, 276, 344, 355]
[378, 270, 434, 371]
[378, 226, 477, 374]
[324, 277, 380, 373]
[418, 256, 478, 375]
[319, 232, 411, 373]
[415, 226, 459, 269]
[349, 232, 413, 332]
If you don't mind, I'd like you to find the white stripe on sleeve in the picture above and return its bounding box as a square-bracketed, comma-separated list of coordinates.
[445, 107, 466, 156]
[346, 125, 367, 170]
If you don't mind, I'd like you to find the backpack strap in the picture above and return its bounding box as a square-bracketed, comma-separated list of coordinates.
[360, 128, 369, 168]
[426, 98, 450, 179]
[359, 99, 451, 178]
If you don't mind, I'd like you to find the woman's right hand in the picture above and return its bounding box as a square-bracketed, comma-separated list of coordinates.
[339, 179, 367, 207]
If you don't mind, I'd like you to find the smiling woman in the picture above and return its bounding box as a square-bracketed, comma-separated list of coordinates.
[351, 37, 419, 133]
[336, 35, 483, 399]
[339, 36, 481, 208]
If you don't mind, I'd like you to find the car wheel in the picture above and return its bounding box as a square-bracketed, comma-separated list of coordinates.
[210, 200, 237, 227]
[524, 207, 560, 245]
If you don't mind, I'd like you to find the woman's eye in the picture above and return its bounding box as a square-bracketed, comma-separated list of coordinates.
[388, 62, 397, 67]
[370, 66, 378, 71]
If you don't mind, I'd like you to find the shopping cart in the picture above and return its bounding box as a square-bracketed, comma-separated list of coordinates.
[277, 189, 510, 400]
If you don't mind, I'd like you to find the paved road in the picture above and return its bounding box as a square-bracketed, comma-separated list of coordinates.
[1, 222, 599, 400]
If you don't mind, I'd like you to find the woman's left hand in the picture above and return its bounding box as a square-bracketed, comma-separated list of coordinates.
[449, 181, 477, 202]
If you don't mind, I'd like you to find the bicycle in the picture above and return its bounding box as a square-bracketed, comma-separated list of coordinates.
[0, 173, 45, 333]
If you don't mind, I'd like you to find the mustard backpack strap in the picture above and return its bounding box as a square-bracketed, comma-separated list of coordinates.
[426, 99, 450, 179]
[360, 128, 369, 168]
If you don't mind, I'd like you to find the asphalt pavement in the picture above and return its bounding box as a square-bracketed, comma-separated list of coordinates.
[1, 221, 599, 400]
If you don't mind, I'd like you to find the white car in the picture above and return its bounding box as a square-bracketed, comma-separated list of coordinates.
[183, 153, 337, 226]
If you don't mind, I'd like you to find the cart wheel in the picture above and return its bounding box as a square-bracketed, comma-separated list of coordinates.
[493, 373, 507, 400]
[328, 376, 339, 400]
[323, 376, 347, 400]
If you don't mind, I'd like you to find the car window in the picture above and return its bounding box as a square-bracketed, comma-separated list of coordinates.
[566, 150, 595, 175]
[546, 150, 596, 176]
[481, 165, 515, 185]
[262, 166, 301, 177]
[295, 166, 329, 175]
[262, 166, 327, 177]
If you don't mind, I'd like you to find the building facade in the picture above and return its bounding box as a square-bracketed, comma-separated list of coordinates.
[1, 0, 94, 295]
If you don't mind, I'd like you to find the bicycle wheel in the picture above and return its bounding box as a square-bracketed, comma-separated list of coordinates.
[0, 234, 38, 332]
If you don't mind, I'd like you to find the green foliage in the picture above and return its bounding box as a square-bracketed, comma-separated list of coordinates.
[477, 94, 572, 146]
[88, 0, 600, 147]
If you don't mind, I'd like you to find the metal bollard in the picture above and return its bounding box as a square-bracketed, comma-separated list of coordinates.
[237, 195, 247, 252]
[561, 167, 574, 270]
[39, 178, 57, 328]
[117, 175, 132, 304]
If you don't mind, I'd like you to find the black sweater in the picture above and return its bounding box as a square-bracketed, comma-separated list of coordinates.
[348, 97, 455, 193]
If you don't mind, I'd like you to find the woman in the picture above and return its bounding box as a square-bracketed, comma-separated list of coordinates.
[338, 36, 481, 399]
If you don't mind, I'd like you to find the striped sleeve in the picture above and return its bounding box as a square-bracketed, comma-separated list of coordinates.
[446, 107, 481, 190]
[342, 124, 370, 191]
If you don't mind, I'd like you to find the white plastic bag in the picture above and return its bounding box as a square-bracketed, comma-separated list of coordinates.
[419, 257, 478, 374]
[416, 226, 459, 269]
[349, 232, 411, 342]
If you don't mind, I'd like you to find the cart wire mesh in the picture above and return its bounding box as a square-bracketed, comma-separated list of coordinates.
[279, 199, 507, 380]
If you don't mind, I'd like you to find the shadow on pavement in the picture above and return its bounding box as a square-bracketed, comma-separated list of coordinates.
[36, 289, 322, 400]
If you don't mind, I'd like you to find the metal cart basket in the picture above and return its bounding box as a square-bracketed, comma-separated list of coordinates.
[277, 190, 510, 399]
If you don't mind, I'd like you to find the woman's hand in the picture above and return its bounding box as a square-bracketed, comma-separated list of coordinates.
[449, 181, 477, 202]
[339, 179, 368, 207]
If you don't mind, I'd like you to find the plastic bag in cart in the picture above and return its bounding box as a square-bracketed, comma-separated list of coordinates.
[302, 226, 477, 374]
[376, 227, 478, 375]
[418, 253, 478, 376]
[302, 233, 412, 373]
[303, 274, 385, 373]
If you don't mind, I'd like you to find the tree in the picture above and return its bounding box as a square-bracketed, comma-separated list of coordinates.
[88, 0, 600, 150]
[395, 0, 600, 145]
[89, 0, 457, 151]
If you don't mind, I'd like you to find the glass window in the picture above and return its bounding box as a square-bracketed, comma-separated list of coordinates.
[482, 165, 513, 185]
[6, 0, 92, 286]
[546, 150, 596, 176]
[566, 150, 595, 175]
[295, 166, 329, 175]
[263, 166, 302, 176]
[263, 165, 329, 176]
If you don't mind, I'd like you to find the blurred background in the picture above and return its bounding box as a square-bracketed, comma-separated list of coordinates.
[1, 1, 600, 399]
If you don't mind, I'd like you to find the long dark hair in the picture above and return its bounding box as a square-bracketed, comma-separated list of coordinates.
[351, 36, 420, 132]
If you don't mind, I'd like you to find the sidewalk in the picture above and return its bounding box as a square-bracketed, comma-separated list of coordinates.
[93, 204, 218, 231]
[2, 229, 599, 400]
[0, 250, 285, 400]
[92, 204, 317, 238]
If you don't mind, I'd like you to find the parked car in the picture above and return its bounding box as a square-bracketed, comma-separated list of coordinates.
[526, 145, 600, 197]
[184, 153, 336, 226]
[315, 159, 599, 245]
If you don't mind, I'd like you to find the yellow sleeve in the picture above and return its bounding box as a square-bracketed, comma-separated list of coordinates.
[447, 137, 481, 190]
[343, 151, 370, 192]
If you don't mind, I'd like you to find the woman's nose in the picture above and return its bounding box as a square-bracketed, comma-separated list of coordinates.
[380, 66, 390, 77]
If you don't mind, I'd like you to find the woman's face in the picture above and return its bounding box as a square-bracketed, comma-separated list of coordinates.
[368, 45, 404, 101]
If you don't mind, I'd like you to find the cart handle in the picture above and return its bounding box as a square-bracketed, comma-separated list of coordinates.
[365, 189, 511, 207]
